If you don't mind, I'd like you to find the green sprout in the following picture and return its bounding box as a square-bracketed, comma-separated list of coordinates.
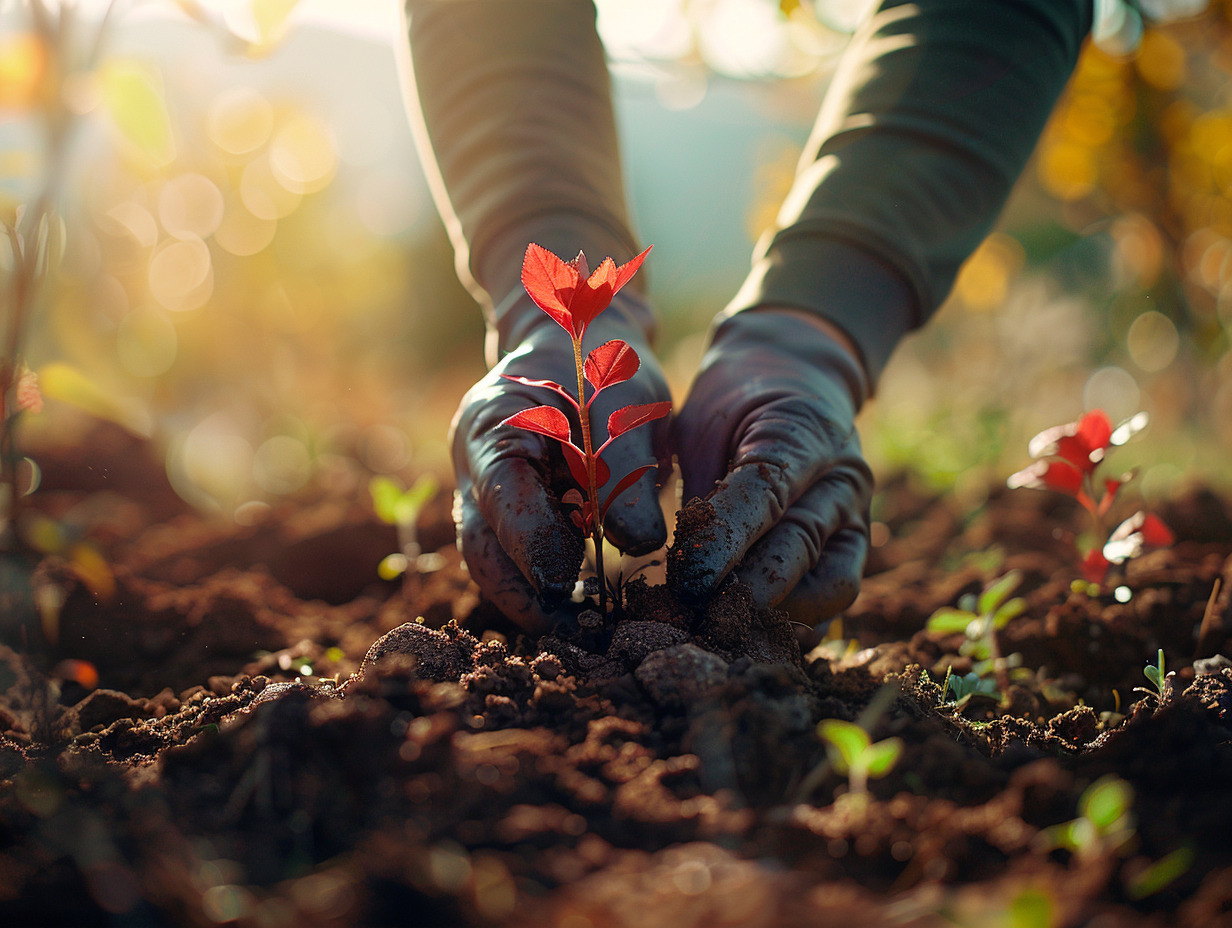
[927, 570, 1027, 694]
[1135, 648, 1174, 704]
[370, 474, 439, 589]
[941, 666, 999, 707]
[1037, 774, 1136, 861]
[816, 719, 903, 799]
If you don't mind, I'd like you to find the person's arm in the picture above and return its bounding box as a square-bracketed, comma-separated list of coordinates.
[404, 0, 669, 631]
[405, 0, 652, 357]
[671, 0, 1095, 624]
[728, 0, 1095, 382]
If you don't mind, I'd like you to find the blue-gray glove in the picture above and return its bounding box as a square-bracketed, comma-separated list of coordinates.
[450, 292, 671, 633]
[669, 309, 872, 628]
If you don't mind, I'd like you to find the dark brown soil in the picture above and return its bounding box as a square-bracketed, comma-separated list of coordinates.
[3, 425, 1232, 927]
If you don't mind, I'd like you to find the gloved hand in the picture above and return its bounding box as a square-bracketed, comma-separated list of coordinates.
[451, 291, 671, 634]
[669, 308, 873, 628]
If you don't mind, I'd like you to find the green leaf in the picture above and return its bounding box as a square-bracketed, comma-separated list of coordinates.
[817, 719, 868, 773]
[37, 362, 150, 435]
[369, 475, 404, 524]
[1079, 775, 1133, 832]
[978, 570, 1022, 616]
[993, 596, 1028, 630]
[377, 553, 408, 581]
[927, 608, 976, 635]
[1144, 648, 1166, 689]
[1126, 846, 1194, 900]
[863, 738, 903, 778]
[98, 60, 175, 167]
[394, 474, 438, 524]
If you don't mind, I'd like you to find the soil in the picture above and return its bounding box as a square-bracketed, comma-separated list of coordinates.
[3, 423, 1232, 927]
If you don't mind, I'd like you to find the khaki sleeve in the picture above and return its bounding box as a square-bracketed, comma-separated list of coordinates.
[727, 0, 1095, 381]
[405, 0, 642, 322]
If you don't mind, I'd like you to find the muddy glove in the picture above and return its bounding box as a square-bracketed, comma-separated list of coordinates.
[669, 309, 872, 628]
[451, 290, 671, 634]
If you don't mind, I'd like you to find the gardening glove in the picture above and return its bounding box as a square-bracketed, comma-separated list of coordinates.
[670, 309, 872, 628]
[451, 289, 671, 634]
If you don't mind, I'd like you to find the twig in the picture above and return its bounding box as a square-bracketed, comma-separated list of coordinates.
[1195, 574, 1225, 658]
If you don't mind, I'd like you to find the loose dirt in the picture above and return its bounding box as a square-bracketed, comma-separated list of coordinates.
[2, 425, 1231, 927]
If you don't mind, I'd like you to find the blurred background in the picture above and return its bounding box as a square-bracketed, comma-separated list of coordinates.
[3, 0, 1231, 519]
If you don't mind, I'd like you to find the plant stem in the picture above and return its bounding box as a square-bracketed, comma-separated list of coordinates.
[572, 337, 606, 618]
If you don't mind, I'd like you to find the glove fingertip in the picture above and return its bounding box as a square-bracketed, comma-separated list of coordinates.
[666, 496, 734, 601]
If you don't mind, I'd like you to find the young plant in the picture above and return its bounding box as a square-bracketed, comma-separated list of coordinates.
[1134, 647, 1174, 704]
[927, 570, 1026, 693]
[1008, 409, 1173, 584]
[370, 474, 439, 589]
[1036, 774, 1137, 861]
[815, 718, 903, 800]
[941, 666, 999, 707]
[499, 243, 671, 619]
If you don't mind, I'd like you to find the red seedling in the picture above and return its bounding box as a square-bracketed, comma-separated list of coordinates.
[500, 243, 670, 618]
[1008, 409, 1173, 583]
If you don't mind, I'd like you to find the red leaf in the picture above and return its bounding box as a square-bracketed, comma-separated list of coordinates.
[521, 244, 579, 337]
[501, 405, 572, 443]
[584, 340, 640, 394]
[520, 244, 652, 341]
[1008, 459, 1083, 496]
[1139, 513, 1174, 547]
[601, 463, 655, 517]
[560, 442, 610, 491]
[569, 250, 590, 282]
[567, 246, 652, 339]
[1103, 511, 1174, 564]
[606, 401, 671, 441]
[1054, 410, 1112, 473]
[593, 245, 652, 296]
[1028, 409, 1113, 474]
[499, 374, 579, 411]
[1080, 548, 1111, 583]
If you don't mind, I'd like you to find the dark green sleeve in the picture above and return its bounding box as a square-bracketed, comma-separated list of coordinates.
[405, 0, 644, 341]
[727, 0, 1095, 382]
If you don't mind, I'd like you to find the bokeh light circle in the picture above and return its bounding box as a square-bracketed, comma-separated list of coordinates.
[1126, 310, 1179, 372]
[148, 236, 213, 311]
[158, 173, 225, 240]
[207, 86, 274, 156]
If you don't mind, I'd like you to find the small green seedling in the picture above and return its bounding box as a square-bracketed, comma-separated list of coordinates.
[816, 718, 903, 799]
[927, 570, 1026, 693]
[1037, 774, 1136, 861]
[371, 474, 439, 587]
[942, 667, 999, 707]
[1135, 648, 1174, 704]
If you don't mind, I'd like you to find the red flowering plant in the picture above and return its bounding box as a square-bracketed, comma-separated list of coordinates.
[1008, 409, 1173, 583]
[499, 243, 671, 618]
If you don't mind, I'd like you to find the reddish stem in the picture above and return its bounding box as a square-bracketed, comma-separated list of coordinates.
[572, 336, 607, 618]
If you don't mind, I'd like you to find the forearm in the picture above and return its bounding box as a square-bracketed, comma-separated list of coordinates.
[405, 0, 643, 341]
[729, 0, 1094, 383]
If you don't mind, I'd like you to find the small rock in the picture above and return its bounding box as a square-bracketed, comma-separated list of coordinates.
[1195, 654, 1232, 676]
[608, 621, 689, 669]
[359, 621, 477, 682]
[635, 644, 729, 708]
